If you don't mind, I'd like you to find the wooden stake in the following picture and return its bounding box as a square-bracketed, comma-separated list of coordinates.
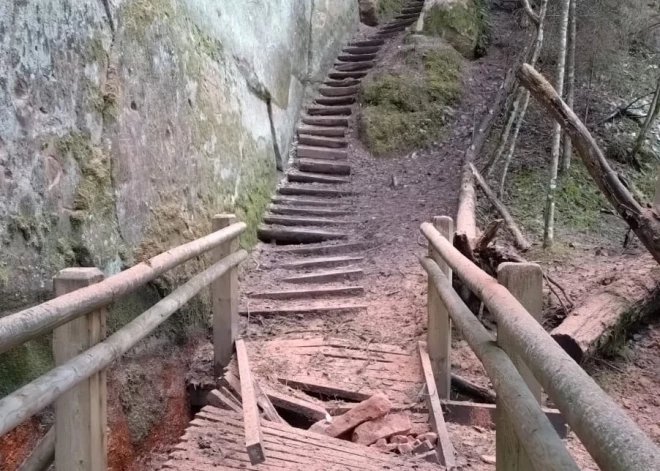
[53, 268, 107, 471]
[496, 262, 544, 471]
[212, 214, 239, 375]
[427, 216, 454, 399]
[235, 339, 266, 465]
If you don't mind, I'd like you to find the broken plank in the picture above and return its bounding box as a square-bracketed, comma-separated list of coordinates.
[239, 303, 367, 317]
[207, 388, 241, 413]
[301, 115, 349, 127]
[278, 255, 364, 270]
[236, 339, 266, 465]
[268, 205, 354, 217]
[271, 195, 346, 207]
[272, 242, 368, 256]
[264, 388, 329, 421]
[298, 158, 350, 176]
[249, 286, 364, 300]
[277, 186, 352, 197]
[286, 172, 350, 185]
[297, 135, 348, 149]
[281, 268, 364, 283]
[418, 341, 456, 469]
[297, 145, 348, 161]
[263, 214, 355, 227]
[275, 376, 374, 402]
[253, 376, 288, 425]
[257, 226, 348, 244]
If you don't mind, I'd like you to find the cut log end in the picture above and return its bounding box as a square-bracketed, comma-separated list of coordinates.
[551, 334, 584, 364]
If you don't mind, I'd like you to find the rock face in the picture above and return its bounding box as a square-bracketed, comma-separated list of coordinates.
[0, 0, 357, 438]
[324, 393, 392, 437]
[352, 412, 412, 445]
[417, 0, 489, 58]
[359, 0, 380, 26]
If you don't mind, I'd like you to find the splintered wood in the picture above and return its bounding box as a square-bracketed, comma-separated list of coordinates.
[161, 407, 441, 471]
[236, 339, 266, 464]
[245, 337, 424, 408]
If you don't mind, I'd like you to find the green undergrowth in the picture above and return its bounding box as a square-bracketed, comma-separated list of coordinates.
[422, 0, 490, 58]
[359, 46, 463, 156]
[378, 0, 405, 22]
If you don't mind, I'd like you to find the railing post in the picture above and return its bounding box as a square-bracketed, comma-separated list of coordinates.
[427, 216, 454, 399]
[212, 214, 239, 375]
[52, 268, 106, 471]
[495, 262, 543, 471]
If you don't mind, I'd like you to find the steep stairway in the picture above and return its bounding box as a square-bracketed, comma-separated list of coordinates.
[248, 0, 425, 319]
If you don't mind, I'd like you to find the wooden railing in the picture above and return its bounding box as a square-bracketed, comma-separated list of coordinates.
[0, 214, 247, 471]
[420, 216, 660, 471]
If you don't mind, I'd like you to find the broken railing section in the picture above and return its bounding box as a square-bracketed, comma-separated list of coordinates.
[420, 216, 660, 471]
[0, 214, 247, 471]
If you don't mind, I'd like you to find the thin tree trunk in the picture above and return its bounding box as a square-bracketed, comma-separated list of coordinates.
[561, 0, 577, 172]
[484, 87, 524, 176]
[543, 0, 571, 248]
[631, 76, 660, 162]
[519, 64, 660, 265]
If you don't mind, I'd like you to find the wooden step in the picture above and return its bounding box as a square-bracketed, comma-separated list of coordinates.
[307, 106, 352, 117]
[348, 39, 385, 47]
[297, 125, 346, 138]
[250, 286, 364, 300]
[377, 29, 404, 38]
[263, 214, 355, 227]
[286, 172, 349, 185]
[318, 85, 360, 97]
[343, 46, 380, 55]
[381, 22, 410, 31]
[279, 255, 364, 270]
[395, 12, 422, 20]
[298, 135, 347, 149]
[301, 116, 349, 127]
[298, 158, 351, 176]
[297, 145, 348, 161]
[336, 53, 378, 62]
[282, 268, 364, 283]
[278, 185, 352, 197]
[268, 205, 354, 217]
[271, 196, 347, 207]
[314, 95, 356, 106]
[323, 79, 361, 87]
[272, 242, 368, 256]
[239, 303, 368, 316]
[257, 226, 348, 244]
[334, 61, 374, 72]
[328, 71, 368, 80]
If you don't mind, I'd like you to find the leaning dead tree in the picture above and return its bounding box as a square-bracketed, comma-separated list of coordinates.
[630, 75, 660, 163]
[519, 64, 660, 265]
[543, 0, 571, 248]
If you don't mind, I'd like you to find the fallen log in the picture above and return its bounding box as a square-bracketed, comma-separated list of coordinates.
[551, 257, 660, 363]
[518, 64, 660, 265]
[451, 373, 496, 404]
[470, 163, 531, 251]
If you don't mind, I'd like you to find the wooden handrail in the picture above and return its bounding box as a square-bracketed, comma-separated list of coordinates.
[420, 256, 579, 471]
[0, 222, 246, 354]
[420, 222, 660, 471]
[0, 250, 247, 436]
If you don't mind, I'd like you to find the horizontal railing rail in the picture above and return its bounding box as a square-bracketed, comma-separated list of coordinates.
[0, 214, 246, 471]
[420, 218, 660, 471]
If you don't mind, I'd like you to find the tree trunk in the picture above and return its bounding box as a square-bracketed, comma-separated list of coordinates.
[552, 257, 660, 363]
[518, 64, 660, 265]
[561, 0, 577, 172]
[483, 87, 524, 177]
[543, 0, 571, 248]
[631, 75, 660, 163]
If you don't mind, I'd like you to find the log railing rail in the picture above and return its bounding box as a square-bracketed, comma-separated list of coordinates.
[420, 217, 660, 471]
[0, 214, 247, 471]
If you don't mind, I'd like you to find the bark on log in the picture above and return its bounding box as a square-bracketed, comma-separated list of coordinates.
[456, 68, 518, 249]
[551, 257, 660, 363]
[518, 64, 660, 266]
[470, 163, 531, 251]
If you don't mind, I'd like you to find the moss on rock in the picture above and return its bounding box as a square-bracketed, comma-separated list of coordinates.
[359, 43, 463, 156]
[422, 0, 490, 58]
[0, 338, 53, 397]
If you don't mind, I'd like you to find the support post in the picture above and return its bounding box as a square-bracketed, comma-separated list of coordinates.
[495, 262, 543, 471]
[52, 268, 106, 471]
[427, 216, 454, 399]
[212, 214, 239, 375]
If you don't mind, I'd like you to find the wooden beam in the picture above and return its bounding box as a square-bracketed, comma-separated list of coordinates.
[264, 388, 329, 421]
[17, 426, 54, 471]
[53, 268, 107, 471]
[235, 339, 266, 465]
[207, 389, 241, 414]
[212, 214, 239, 375]
[253, 378, 288, 425]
